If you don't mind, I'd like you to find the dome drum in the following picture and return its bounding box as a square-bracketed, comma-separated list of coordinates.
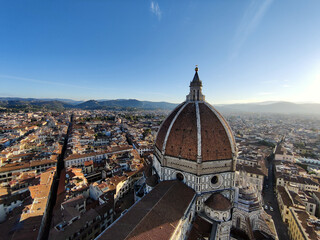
[154, 164, 235, 196]
[154, 151, 235, 176]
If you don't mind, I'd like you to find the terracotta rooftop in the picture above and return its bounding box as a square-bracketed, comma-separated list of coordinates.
[155, 103, 184, 152]
[11, 168, 56, 240]
[0, 159, 56, 173]
[84, 160, 93, 166]
[98, 180, 195, 240]
[237, 164, 268, 176]
[64, 145, 133, 161]
[277, 186, 293, 207]
[292, 208, 319, 240]
[155, 102, 236, 162]
[187, 216, 212, 240]
[164, 102, 198, 160]
[288, 190, 305, 207]
[49, 208, 99, 240]
[204, 193, 232, 211]
[146, 174, 158, 187]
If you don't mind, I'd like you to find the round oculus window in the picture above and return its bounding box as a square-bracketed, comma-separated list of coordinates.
[176, 172, 184, 181]
[211, 176, 218, 184]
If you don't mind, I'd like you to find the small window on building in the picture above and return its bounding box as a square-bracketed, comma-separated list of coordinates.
[236, 217, 241, 228]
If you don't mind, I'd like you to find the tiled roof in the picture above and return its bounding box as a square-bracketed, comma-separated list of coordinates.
[155, 103, 184, 152]
[199, 103, 234, 161]
[0, 159, 56, 173]
[155, 102, 235, 162]
[165, 102, 198, 160]
[64, 145, 132, 161]
[98, 180, 195, 240]
[277, 186, 293, 207]
[146, 175, 158, 187]
[237, 164, 268, 176]
[292, 208, 319, 240]
[12, 168, 56, 240]
[187, 216, 212, 240]
[204, 193, 232, 211]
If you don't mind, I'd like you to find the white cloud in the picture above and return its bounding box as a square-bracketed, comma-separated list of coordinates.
[150, 1, 162, 20]
[231, 0, 274, 59]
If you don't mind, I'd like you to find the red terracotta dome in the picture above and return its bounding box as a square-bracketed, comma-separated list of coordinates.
[155, 67, 236, 162]
[204, 193, 232, 211]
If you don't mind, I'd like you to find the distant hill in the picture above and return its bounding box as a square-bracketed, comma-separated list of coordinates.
[75, 99, 177, 110]
[216, 101, 320, 115]
[0, 97, 319, 114]
[0, 99, 70, 111]
[0, 97, 82, 105]
[0, 98, 177, 111]
[76, 100, 101, 109]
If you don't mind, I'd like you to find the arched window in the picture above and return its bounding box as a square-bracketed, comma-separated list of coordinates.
[236, 217, 241, 228]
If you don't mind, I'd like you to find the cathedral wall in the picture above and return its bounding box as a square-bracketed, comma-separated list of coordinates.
[170, 195, 196, 240]
[160, 165, 235, 195]
[165, 156, 196, 174]
[232, 208, 278, 239]
[232, 209, 250, 236]
[154, 147, 162, 164]
[153, 155, 162, 177]
[200, 159, 234, 174]
[199, 172, 235, 192]
[204, 206, 231, 222]
[216, 221, 233, 240]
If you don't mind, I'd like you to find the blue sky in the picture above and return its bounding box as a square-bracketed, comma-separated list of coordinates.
[1, 0, 320, 104]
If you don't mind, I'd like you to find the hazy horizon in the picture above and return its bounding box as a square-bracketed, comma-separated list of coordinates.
[1, 96, 320, 106]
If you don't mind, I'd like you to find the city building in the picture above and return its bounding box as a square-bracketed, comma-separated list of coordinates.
[274, 144, 295, 162]
[287, 208, 320, 240]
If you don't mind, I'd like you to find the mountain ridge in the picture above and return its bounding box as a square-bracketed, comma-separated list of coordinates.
[0, 97, 320, 114]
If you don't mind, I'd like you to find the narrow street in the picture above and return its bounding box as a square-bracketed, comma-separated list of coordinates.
[262, 158, 289, 240]
[42, 114, 73, 240]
